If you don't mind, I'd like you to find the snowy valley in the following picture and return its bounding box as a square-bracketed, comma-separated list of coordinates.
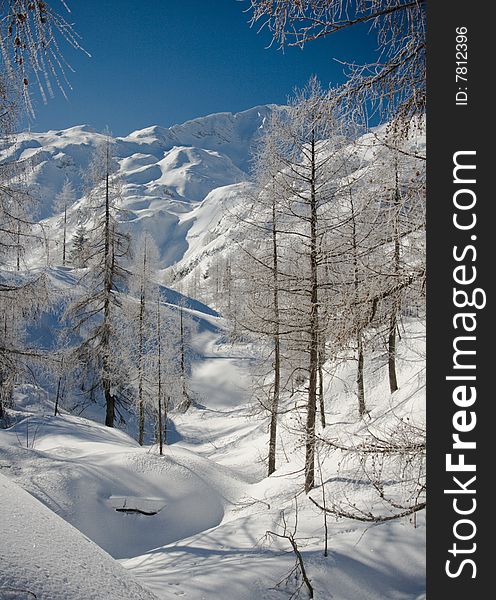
[0, 101, 426, 600]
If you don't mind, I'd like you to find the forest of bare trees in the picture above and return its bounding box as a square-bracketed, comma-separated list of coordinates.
[0, 5, 426, 585]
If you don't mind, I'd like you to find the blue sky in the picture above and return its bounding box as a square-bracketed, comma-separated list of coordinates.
[27, 0, 378, 135]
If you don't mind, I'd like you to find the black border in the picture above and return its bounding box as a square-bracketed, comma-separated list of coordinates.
[427, 2, 490, 595]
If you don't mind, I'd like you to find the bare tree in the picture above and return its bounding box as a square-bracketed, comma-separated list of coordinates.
[127, 232, 160, 444]
[0, 132, 50, 419]
[246, 0, 426, 128]
[0, 0, 87, 115]
[69, 222, 89, 268]
[239, 78, 353, 492]
[67, 135, 131, 427]
[176, 303, 193, 411]
[0, 1, 86, 419]
[311, 413, 425, 524]
[236, 121, 289, 476]
[265, 502, 314, 599]
[54, 177, 75, 266]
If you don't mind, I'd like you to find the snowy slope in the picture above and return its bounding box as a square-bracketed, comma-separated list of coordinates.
[1, 105, 275, 219]
[1, 317, 425, 600]
[163, 122, 426, 295]
[124, 319, 426, 600]
[0, 106, 278, 272]
[0, 473, 160, 600]
[126, 105, 277, 172]
[0, 413, 248, 560]
[0, 108, 425, 598]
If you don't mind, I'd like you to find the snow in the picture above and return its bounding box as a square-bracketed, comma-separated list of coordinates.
[1, 314, 425, 599]
[126, 105, 278, 171]
[0, 107, 280, 273]
[0, 473, 160, 600]
[1, 109, 424, 297]
[0, 108, 425, 599]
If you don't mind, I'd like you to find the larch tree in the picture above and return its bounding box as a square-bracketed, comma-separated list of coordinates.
[236, 114, 290, 477]
[244, 78, 352, 492]
[0, 0, 86, 115]
[279, 82, 352, 492]
[69, 222, 90, 268]
[152, 298, 184, 453]
[0, 101, 48, 421]
[127, 231, 160, 445]
[54, 177, 76, 266]
[67, 135, 131, 427]
[370, 130, 426, 392]
[0, 0, 84, 420]
[177, 302, 193, 412]
[321, 146, 381, 417]
[246, 0, 426, 128]
[155, 294, 165, 454]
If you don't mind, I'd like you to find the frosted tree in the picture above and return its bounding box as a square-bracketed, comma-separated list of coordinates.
[0, 1, 86, 116]
[125, 235, 194, 443]
[67, 135, 131, 427]
[0, 273, 49, 419]
[176, 302, 194, 411]
[0, 1, 84, 420]
[311, 412, 426, 524]
[69, 223, 90, 268]
[155, 295, 166, 454]
[127, 232, 160, 445]
[141, 298, 194, 446]
[54, 177, 76, 266]
[235, 118, 290, 476]
[277, 81, 352, 492]
[0, 132, 49, 420]
[152, 299, 183, 453]
[246, 0, 426, 128]
[319, 147, 381, 416]
[240, 78, 352, 491]
[359, 130, 426, 393]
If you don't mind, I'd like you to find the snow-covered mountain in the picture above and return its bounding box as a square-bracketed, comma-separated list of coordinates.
[0, 105, 279, 272]
[1, 107, 425, 300]
[2, 105, 276, 216]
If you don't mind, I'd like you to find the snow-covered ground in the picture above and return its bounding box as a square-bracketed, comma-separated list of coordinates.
[0, 473, 159, 600]
[0, 312, 425, 599]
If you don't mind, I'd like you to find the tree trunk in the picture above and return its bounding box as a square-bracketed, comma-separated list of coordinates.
[305, 133, 319, 494]
[318, 355, 326, 428]
[54, 376, 62, 416]
[179, 307, 190, 410]
[388, 167, 401, 393]
[103, 149, 115, 428]
[388, 313, 399, 393]
[268, 197, 281, 476]
[164, 397, 169, 446]
[104, 380, 115, 427]
[138, 399, 145, 445]
[16, 222, 21, 271]
[350, 190, 367, 417]
[357, 334, 366, 417]
[138, 243, 147, 446]
[157, 395, 163, 455]
[62, 206, 67, 266]
[157, 296, 164, 454]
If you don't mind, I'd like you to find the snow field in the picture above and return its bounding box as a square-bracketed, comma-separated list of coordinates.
[1, 315, 425, 599]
